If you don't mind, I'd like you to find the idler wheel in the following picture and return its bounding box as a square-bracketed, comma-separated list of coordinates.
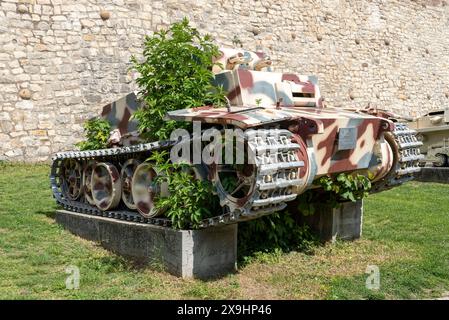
[382, 132, 400, 179]
[82, 160, 97, 205]
[120, 159, 141, 209]
[210, 137, 257, 211]
[131, 163, 168, 218]
[60, 159, 82, 200]
[91, 162, 122, 211]
[215, 163, 257, 203]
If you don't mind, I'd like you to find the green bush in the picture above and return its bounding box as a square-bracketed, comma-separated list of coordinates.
[76, 118, 111, 151]
[131, 18, 226, 141]
[238, 211, 317, 263]
[148, 151, 218, 229]
[297, 173, 372, 216]
[129, 19, 227, 229]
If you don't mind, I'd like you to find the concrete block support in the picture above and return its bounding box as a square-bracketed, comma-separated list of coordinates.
[414, 167, 449, 184]
[298, 200, 363, 242]
[55, 210, 237, 279]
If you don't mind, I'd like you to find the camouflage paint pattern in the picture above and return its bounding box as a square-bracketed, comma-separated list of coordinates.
[91, 162, 122, 210]
[100, 91, 141, 134]
[120, 159, 141, 209]
[60, 159, 82, 201]
[213, 69, 321, 108]
[212, 47, 272, 74]
[82, 160, 97, 205]
[131, 162, 169, 218]
[168, 106, 393, 178]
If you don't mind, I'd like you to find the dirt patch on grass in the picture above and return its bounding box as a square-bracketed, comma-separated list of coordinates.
[438, 291, 449, 300]
[306, 239, 418, 277]
[237, 273, 280, 299]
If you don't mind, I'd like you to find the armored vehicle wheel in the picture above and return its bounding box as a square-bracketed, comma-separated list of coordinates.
[82, 160, 97, 205]
[91, 162, 122, 211]
[372, 123, 424, 191]
[60, 159, 82, 200]
[131, 163, 168, 218]
[213, 162, 257, 214]
[434, 153, 448, 167]
[208, 129, 306, 218]
[120, 159, 141, 210]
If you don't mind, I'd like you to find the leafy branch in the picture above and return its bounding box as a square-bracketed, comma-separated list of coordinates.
[147, 151, 217, 229]
[130, 18, 226, 141]
[297, 173, 372, 216]
[75, 118, 111, 151]
[238, 210, 317, 263]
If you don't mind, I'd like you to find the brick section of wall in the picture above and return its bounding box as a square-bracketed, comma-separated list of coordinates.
[1, 0, 449, 161]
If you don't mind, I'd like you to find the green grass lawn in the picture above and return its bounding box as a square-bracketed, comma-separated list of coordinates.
[1, 163, 448, 299]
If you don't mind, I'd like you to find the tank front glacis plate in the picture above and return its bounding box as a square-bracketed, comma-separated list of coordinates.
[166, 105, 383, 129]
[309, 116, 388, 176]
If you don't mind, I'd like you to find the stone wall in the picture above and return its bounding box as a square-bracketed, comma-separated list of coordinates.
[1, 0, 449, 162]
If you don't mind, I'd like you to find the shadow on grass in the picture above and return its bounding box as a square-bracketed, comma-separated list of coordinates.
[236, 225, 321, 268]
[237, 240, 320, 268]
[37, 209, 56, 219]
[83, 249, 164, 273]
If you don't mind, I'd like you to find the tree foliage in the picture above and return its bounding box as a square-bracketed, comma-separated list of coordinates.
[297, 173, 372, 216]
[76, 118, 111, 151]
[131, 18, 226, 141]
[238, 211, 317, 263]
[148, 151, 217, 229]
[128, 19, 226, 229]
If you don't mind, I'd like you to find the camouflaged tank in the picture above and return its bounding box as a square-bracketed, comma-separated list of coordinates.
[50, 47, 424, 228]
[406, 108, 449, 167]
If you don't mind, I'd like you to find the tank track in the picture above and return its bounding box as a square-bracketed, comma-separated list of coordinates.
[50, 129, 304, 229]
[210, 129, 304, 224]
[372, 122, 424, 191]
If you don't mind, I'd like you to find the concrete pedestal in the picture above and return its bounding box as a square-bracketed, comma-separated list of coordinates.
[298, 200, 363, 242]
[55, 210, 237, 279]
[414, 167, 449, 184]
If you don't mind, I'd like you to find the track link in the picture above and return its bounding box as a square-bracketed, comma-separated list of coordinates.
[372, 122, 424, 191]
